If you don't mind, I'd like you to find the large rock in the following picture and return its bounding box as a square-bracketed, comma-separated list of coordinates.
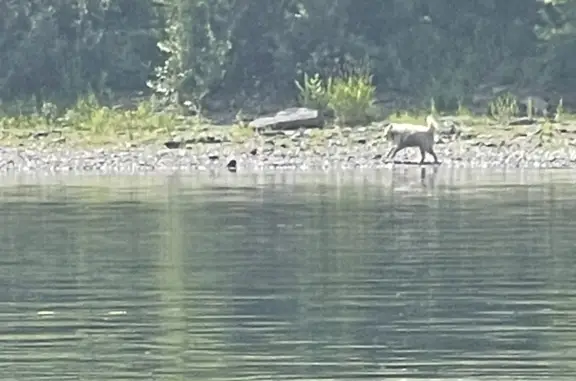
[249, 107, 324, 131]
[437, 117, 461, 136]
[508, 117, 537, 126]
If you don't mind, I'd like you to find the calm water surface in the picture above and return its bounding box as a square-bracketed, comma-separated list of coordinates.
[1, 168, 576, 380]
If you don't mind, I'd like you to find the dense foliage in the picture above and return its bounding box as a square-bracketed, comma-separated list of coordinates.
[1, 0, 575, 112]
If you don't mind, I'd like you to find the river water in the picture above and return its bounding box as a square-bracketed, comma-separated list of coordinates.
[1, 167, 575, 380]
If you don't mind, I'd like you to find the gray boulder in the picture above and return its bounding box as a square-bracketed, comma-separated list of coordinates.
[249, 108, 324, 131]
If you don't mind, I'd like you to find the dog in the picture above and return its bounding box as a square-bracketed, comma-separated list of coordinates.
[383, 114, 440, 164]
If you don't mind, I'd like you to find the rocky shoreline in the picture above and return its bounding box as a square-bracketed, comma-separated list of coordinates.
[1, 124, 576, 173]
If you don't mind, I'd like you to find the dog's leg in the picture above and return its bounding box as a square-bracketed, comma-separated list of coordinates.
[428, 147, 439, 164]
[387, 144, 404, 161]
[419, 147, 427, 164]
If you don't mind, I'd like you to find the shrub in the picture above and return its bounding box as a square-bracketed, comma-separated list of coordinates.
[327, 72, 375, 126]
[295, 70, 376, 126]
[0, 92, 179, 146]
[294, 73, 332, 113]
[488, 92, 518, 125]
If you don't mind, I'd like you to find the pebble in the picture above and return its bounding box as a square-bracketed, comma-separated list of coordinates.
[0, 140, 574, 174]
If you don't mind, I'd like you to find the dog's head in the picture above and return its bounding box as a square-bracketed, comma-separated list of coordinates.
[425, 114, 440, 133]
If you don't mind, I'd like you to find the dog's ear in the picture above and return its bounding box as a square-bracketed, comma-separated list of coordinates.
[382, 122, 392, 132]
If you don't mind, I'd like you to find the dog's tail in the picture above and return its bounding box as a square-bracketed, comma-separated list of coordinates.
[383, 122, 394, 140]
[425, 114, 440, 135]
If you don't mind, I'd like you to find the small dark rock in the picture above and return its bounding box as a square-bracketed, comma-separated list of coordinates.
[249, 148, 258, 156]
[208, 154, 219, 161]
[33, 131, 50, 139]
[471, 141, 499, 148]
[439, 125, 459, 136]
[356, 137, 367, 144]
[226, 159, 237, 172]
[513, 131, 529, 138]
[197, 135, 224, 144]
[373, 154, 382, 160]
[164, 140, 183, 149]
[459, 132, 477, 140]
[261, 130, 285, 137]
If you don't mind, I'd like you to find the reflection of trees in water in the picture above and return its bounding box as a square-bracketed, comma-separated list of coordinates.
[338, 182, 576, 372]
[156, 183, 188, 375]
[152, 178, 576, 377]
[542, 184, 576, 375]
[2, 178, 576, 378]
[204, 184, 382, 374]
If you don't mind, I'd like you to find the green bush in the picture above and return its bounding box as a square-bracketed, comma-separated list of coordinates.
[0, 92, 179, 146]
[294, 73, 332, 113]
[488, 92, 519, 125]
[327, 73, 375, 126]
[295, 71, 376, 126]
[61, 95, 177, 135]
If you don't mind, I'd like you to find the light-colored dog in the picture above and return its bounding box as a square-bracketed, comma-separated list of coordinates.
[384, 114, 440, 164]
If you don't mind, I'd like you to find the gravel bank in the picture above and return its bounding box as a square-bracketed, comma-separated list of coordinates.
[1, 137, 575, 174]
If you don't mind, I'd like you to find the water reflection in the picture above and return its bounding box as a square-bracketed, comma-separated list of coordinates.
[0, 169, 575, 380]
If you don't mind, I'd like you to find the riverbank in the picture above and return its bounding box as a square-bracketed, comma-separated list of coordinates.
[1, 116, 576, 173]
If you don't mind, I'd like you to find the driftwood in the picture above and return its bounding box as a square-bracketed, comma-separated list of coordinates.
[249, 108, 324, 131]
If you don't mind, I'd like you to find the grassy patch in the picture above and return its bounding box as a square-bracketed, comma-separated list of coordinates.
[388, 111, 428, 124]
[295, 65, 376, 126]
[0, 92, 277, 149]
[0, 94, 192, 148]
[2, 90, 575, 152]
[488, 92, 519, 125]
[383, 107, 569, 147]
[388, 109, 490, 127]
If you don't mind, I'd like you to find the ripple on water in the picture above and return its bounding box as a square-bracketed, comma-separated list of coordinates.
[0, 170, 576, 380]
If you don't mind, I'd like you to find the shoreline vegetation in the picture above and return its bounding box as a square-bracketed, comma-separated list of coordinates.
[1, 94, 576, 172]
[4, 1, 576, 172]
[1, 73, 576, 172]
